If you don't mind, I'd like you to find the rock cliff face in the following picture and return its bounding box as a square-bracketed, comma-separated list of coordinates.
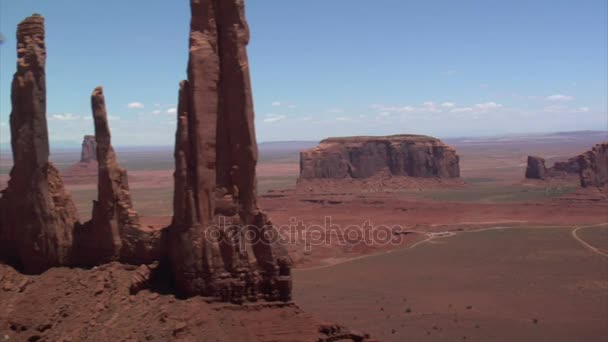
[0, 15, 79, 273]
[80, 135, 97, 163]
[167, 0, 291, 302]
[579, 142, 608, 188]
[300, 135, 460, 180]
[525, 156, 547, 180]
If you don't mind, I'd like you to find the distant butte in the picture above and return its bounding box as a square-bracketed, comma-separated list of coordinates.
[80, 135, 97, 163]
[579, 142, 608, 188]
[62, 135, 99, 185]
[300, 134, 460, 181]
[525, 142, 608, 188]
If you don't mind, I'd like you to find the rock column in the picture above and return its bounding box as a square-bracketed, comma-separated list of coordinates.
[80, 135, 97, 163]
[525, 156, 547, 180]
[0, 15, 78, 273]
[85, 87, 141, 263]
[169, 0, 291, 302]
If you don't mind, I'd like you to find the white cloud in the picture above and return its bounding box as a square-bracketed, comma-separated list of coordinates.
[543, 105, 565, 113]
[287, 104, 297, 109]
[450, 107, 474, 113]
[335, 117, 350, 121]
[326, 108, 344, 113]
[443, 70, 457, 76]
[421, 101, 441, 112]
[474, 102, 503, 110]
[127, 102, 145, 109]
[571, 107, 590, 113]
[51, 113, 82, 121]
[546, 94, 574, 102]
[371, 104, 415, 113]
[271, 101, 281, 107]
[152, 110, 162, 115]
[441, 102, 455, 108]
[263, 114, 286, 123]
[167, 108, 177, 114]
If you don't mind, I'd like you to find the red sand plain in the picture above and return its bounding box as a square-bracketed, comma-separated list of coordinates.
[1, 132, 607, 340]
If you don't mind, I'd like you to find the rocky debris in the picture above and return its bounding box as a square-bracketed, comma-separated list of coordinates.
[129, 262, 159, 295]
[525, 156, 547, 180]
[318, 323, 371, 342]
[168, 0, 292, 303]
[80, 135, 97, 163]
[0, 14, 78, 273]
[579, 142, 608, 188]
[300, 135, 460, 180]
[0, 263, 369, 342]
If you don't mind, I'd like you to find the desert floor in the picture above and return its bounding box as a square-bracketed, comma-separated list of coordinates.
[0, 132, 606, 340]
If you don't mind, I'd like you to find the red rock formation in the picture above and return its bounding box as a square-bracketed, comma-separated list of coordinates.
[61, 135, 99, 185]
[525, 156, 547, 180]
[0, 15, 78, 273]
[550, 157, 579, 175]
[73, 87, 152, 265]
[168, 0, 291, 303]
[80, 135, 97, 163]
[579, 142, 608, 188]
[300, 135, 460, 180]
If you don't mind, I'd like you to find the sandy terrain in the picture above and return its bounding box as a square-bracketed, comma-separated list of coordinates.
[294, 225, 608, 342]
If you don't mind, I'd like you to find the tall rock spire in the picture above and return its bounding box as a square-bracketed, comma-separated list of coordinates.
[77, 87, 141, 264]
[169, 0, 292, 302]
[0, 15, 78, 273]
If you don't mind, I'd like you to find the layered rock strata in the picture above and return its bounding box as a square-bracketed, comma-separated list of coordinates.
[167, 0, 292, 302]
[0, 15, 79, 273]
[300, 135, 460, 180]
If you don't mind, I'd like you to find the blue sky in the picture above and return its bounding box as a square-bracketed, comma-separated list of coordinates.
[1, 0, 607, 146]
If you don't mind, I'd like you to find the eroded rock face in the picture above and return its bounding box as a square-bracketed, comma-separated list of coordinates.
[80, 135, 97, 163]
[579, 142, 608, 188]
[525, 156, 547, 180]
[300, 135, 460, 180]
[73, 87, 145, 265]
[168, 0, 291, 302]
[0, 15, 78, 273]
[550, 157, 579, 175]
